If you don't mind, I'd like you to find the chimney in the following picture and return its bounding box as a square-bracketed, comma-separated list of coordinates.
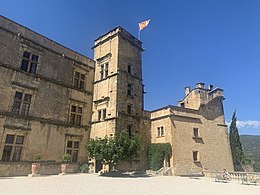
[185, 86, 190, 95]
[208, 84, 213, 91]
[196, 82, 205, 89]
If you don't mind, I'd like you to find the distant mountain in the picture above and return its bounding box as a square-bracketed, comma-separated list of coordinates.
[240, 135, 260, 171]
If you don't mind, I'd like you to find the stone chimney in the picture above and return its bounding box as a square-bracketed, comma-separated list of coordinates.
[196, 82, 205, 89]
[208, 84, 213, 91]
[185, 86, 190, 95]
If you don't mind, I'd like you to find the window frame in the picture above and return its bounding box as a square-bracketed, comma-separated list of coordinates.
[127, 64, 132, 74]
[127, 104, 133, 115]
[193, 128, 199, 138]
[157, 126, 165, 137]
[65, 137, 80, 162]
[11, 91, 32, 116]
[193, 151, 200, 162]
[69, 105, 83, 126]
[97, 109, 107, 121]
[2, 134, 25, 162]
[73, 71, 86, 90]
[127, 83, 133, 96]
[100, 62, 109, 80]
[20, 51, 39, 74]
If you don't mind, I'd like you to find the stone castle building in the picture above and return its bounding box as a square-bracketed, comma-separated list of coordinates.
[0, 16, 233, 175]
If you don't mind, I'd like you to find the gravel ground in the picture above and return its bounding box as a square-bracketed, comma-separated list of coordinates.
[0, 174, 259, 195]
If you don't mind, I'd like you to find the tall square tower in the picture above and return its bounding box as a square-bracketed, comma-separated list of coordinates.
[91, 27, 144, 138]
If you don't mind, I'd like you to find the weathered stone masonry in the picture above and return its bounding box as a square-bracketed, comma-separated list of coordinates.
[0, 16, 233, 175]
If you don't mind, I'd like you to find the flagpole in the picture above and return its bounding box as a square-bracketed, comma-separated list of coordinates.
[138, 29, 141, 40]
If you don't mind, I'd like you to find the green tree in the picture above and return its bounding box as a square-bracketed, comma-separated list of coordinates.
[229, 111, 245, 166]
[85, 132, 140, 170]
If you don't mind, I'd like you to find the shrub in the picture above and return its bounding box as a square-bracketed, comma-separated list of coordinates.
[33, 154, 42, 161]
[147, 143, 172, 171]
[63, 154, 72, 162]
[79, 163, 89, 173]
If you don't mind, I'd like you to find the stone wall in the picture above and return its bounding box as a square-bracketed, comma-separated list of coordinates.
[150, 96, 234, 175]
[0, 162, 80, 177]
[0, 16, 94, 163]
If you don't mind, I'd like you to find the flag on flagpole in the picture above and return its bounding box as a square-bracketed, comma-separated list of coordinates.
[139, 19, 151, 31]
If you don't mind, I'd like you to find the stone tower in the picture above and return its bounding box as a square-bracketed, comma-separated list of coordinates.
[90, 27, 144, 139]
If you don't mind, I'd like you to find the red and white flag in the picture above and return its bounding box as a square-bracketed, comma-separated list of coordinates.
[139, 19, 151, 31]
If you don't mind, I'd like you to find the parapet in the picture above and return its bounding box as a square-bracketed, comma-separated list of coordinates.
[178, 83, 224, 110]
[92, 26, 143, 50]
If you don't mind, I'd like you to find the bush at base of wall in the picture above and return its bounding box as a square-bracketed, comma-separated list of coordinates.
[147, 143, 172, 171]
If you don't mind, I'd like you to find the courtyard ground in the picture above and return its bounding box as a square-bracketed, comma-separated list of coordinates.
[0, 174, 259, 195]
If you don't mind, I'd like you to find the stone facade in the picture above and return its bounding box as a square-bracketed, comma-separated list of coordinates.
[151, 85, 234, 175]
[0, 16, 94, 163]
[0, 16, 233, 176]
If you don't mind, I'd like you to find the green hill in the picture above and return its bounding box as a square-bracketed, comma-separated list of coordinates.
[240, 135, 260, 172]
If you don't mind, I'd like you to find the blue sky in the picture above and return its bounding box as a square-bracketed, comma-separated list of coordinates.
[1, 0, 260, 135]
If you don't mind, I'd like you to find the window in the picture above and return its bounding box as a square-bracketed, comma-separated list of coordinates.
[2, 134, 24, 162]
[73, 71, 85, 90]
[66, 139, 79, 162]
[127, 104, 132, 114]
[102, 109, 106, 119]
[100, 64, 104, 79]
[98, 110, 102, 121]
[180, 102, 185, 108]
[105, 63, 108, 77]
[128, 125, 133, 137]
[127, 83, 133, 96]
[193, 128, 199, 138]
[21, 51, 39, 74]
[127, 64, 132, 74]
[100, 63, 108, 79]
[97, 109, 107, 121]
[12, 91, 32, 116]
[193, 151, 199, 162]
[69, 105, 83, 125]
[157, 126, 165, 137]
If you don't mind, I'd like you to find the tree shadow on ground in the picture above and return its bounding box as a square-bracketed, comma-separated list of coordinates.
[100, 171, 151, 178]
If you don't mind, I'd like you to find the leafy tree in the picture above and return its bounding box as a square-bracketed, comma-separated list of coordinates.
[85, 132, 140, 169]
[229, 111, 245, 166]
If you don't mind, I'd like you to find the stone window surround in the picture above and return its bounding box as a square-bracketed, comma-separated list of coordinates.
[127, 104, 133, 115]
[9, 87, 35, 117]
[97, 108, 107, 121]
[193, 151, 200, 162]
[127, 64, 132, 74]
[1, 132, 27, 162]
[69, 103, 84, 126]
[73, 70, 86, 90]
[127, 83, 133, 97]
[157, 126, 165, 137]
[65, 135, 80, 162]
[193, 128, 199, 138]
[99, 62, 109, 80]
[20, 45, 42, 75]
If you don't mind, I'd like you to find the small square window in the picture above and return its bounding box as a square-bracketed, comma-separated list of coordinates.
[103, 109, 106, 119]
[16, 136, 24, 144]
[128, 125, 133, 137]
[98, 110, 102, 121]
[193, 128, 199, 138]
[67, 141, 73, 148]
[20, 51, 39, 74]
[127, 105, 132, 114]
[5, 135, 15, 144]
[74, 141, 79, 148]
[14, 92, 23, 100]
[193, 151, 199, 162]
[127, 65, 132, 74]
